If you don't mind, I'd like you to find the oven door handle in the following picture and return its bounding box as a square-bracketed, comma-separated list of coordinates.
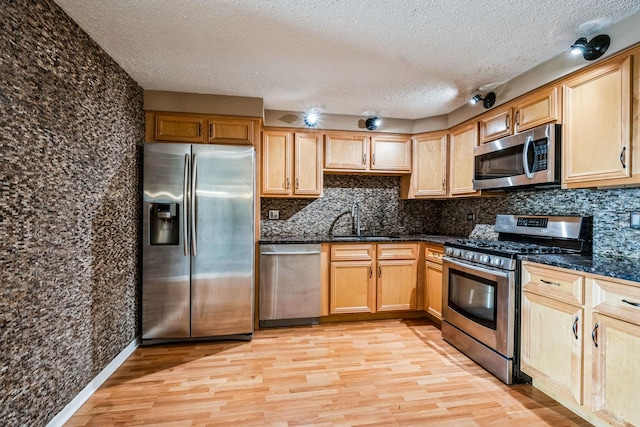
[443, 256, 512, 279]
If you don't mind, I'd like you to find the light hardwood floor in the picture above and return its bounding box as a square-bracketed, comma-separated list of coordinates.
[66, 319, 590, 426]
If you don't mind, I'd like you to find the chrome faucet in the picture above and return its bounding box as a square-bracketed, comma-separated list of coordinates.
[351, 201, 365, 236]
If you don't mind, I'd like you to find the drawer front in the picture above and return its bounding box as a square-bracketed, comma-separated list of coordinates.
[331, 244, 374, 261]
[424, 244, 444, 263]
[591, 277, 640, 325]
[377, 243, 419, 260]
[521, 262, 585, 306]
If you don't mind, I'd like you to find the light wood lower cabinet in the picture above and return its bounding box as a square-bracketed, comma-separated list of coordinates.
[521, 261, 640, 427]
[521, 291, 584, 405]
[329, 243, 418, 315]
[424, 244, 444, 321]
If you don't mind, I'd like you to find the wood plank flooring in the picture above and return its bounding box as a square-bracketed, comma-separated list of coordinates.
[66, 319, 590, 426]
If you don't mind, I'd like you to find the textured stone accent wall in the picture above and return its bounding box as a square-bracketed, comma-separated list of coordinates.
[0, 1, 143, 425]
[440, 188, 640, 259]
[261, 175, 443, 237]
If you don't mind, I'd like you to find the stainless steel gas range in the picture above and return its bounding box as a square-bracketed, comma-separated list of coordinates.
[441, 215, 592, 384]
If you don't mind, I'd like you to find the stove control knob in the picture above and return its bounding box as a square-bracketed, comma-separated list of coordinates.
[491, 258, 503, 266]
[479, 255, 490, 264]
[453, 249, 461, 257]
[465, 252, 475, 261]
[445, 247, 453, 255]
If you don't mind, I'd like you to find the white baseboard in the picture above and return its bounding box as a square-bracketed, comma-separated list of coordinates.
[46, 337, 140, 427]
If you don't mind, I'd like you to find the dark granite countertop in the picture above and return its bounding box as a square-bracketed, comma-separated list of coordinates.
[520, 253, 640, 283]
[259, 234, 462, 246]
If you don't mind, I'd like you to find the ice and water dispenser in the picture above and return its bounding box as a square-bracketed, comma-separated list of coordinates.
[149, 203, 179, 245]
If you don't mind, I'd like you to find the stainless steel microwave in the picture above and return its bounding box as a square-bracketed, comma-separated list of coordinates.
[473, 123, 561, 190]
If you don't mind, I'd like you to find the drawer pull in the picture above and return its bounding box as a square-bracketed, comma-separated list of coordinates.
[622, 299, 640, 307]
[572, 317, 579, 340]
[540, 279, 561, 287]
[592, 323, 599, 348]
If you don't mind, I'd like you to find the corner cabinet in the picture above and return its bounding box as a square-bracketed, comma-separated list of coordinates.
[562, 53, 637, 188]
[261, 130, 322, 198]
[324, 132, 411, 174]
[521, 261, 640, 427]
[146, 111, 259, 145]
[400, 131, 448, 198]
[449, 121, 480, 197]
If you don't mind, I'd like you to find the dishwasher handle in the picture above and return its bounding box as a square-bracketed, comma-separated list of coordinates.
[261, 251, 321, 256]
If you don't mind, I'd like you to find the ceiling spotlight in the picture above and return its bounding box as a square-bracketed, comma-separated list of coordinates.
[365, 117, 381, 130]
[304, 111, 319, 127]
[570, 34, 610, 60]
[469, 92, 496, 109]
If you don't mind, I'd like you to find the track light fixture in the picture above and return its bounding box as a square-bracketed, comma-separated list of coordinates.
[469, 92, 496, 109]
[570, 34, 610, 60]
[365, 117, 381, 130]
[303, 110, 319, 127]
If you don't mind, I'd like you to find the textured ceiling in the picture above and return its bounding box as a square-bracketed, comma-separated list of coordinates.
[54, 0, 640, 119]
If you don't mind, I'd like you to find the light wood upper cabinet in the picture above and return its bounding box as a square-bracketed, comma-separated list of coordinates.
[324, 133, 369, 171]
[146, 111, 260, 145]
[514, 86, 560, 133]
[479, 106, 513, 143]
[155, 114, 205, 143]
[324, 132, 411, 173]
[261, 130, 322, 198]
[294, 133, 323, 196]
[562, 55, 633, 188]
[478, 85, 560, 144]
[449, 121, 480, 197]
[370, 135, 411, 172]
[400, 132, 448, 199]
[207, 117, 254, 145]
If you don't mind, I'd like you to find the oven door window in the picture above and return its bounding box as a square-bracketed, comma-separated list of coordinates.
[448, 268, 497, 330]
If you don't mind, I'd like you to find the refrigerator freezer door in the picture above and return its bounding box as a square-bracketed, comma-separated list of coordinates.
[191, 144, 255, 336]
[142, 143, 191, 339]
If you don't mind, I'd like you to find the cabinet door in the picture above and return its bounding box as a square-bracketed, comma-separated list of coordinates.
[562, 56, 632, 186]
[261, 131, 291, 196]
[370, 135, 411, 172]
[324, 134, 369, 171]
[479, 106, 513, 143]
[330, 260, 375, 314]
[521, 291, 584, 405]
[514, 86, 559, 133]
[424, 260, 443, 321]
[376, 259, 418, 311]
[294, 133, 322, 197]
[401, 132, 448, 198]
[449, 122, 480, 196]
[155, 114, 205, 143]
[207, 118, 254, 145]
[591, 313, 640, 427]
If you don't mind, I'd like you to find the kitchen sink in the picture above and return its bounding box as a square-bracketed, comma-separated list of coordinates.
[331, 234, 401, 241]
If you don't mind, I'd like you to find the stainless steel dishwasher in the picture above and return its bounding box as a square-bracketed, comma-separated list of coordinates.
[259, 244, 321, 327]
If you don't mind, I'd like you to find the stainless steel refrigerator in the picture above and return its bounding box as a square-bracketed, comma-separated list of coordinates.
[142, 142, 255, 342]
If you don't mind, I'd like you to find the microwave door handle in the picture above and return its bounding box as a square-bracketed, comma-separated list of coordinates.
[522, 136, 534, 179]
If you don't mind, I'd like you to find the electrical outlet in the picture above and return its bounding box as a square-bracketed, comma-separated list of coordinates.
[467, 213, 476, 221]
[268, 210, 280, 220]
[631, 212, 640, 229]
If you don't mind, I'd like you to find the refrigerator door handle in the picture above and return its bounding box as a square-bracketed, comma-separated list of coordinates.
[191, 153, 198, 257]
[183, 154, 190, 256]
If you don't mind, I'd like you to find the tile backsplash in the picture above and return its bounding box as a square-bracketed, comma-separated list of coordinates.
[261, 178, 640, 259]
